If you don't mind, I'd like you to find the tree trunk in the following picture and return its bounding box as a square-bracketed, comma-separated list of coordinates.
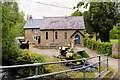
[96, 32, 98, 41]
[99, 31, 110, 42]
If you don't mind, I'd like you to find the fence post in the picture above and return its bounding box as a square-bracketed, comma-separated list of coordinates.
[107, 53, 108, 71]
[83, 59, 86, 80]
[99, 56, 101, 77]
[36, 66, 38, 76]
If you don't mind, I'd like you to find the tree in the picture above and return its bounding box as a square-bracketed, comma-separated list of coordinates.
[71, 10, 82, 16]
[2, 1, 25, 65]
[110, 22, 120, 39]
[116, 22, 120, 39]
[82, 11, 94, 34]
[74, 2, 119, 42]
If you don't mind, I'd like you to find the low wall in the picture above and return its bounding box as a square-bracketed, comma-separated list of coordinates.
[112, 43, 119, 57]
[36, 45, 71, 49]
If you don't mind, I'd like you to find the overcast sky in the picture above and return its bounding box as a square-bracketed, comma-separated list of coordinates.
[18, 0, 89, 20]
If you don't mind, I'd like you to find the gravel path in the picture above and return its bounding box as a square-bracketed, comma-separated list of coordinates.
[29, 47, 59, 59]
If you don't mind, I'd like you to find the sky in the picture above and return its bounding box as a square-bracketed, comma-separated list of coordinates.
[18, 0, 89, 20]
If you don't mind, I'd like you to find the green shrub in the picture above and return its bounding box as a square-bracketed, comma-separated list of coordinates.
[10, 49, 46, 77]
[84, 37, 89, 47]
[84, 39, 113, 56]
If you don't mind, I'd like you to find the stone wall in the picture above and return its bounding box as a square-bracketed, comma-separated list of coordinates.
[24, 29, 84, 47]
[112, 43, 119, 57]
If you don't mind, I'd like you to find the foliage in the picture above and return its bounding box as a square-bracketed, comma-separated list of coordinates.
[1, 1, 45, 78]
[83, 11, 94, 34]
[10, 49, 46, 77]
[110, 39, 119, 43]
[110, 22, 120, 39]
[116, 22, 120, 34]
[74, 2, 120, 42]
[84, 38, 113, 56]
[2, 1, 25, 65]
[71, 10, 82, 16]
[110, 26, 118, 39]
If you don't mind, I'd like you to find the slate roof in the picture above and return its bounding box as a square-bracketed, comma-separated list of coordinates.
[23, 16, 85, 30]
[40, 16, 85, 30]
[23, 19, 42, 29]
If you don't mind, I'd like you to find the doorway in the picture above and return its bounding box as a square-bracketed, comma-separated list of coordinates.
[75, 34, 80, 44]
[38, 36, 40, 44]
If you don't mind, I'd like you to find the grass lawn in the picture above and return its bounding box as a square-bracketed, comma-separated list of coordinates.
[110, 39, 119, 43]
[90, 35, 119, 43]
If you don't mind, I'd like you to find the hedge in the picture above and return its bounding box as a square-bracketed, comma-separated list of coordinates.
[84, 37, 113, 56]
[9, 49, 46, 78]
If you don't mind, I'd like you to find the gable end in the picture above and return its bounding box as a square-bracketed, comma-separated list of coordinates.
[70, 30, 85, 38]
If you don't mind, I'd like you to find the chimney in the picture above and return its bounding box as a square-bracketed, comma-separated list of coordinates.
[29, 15, 32, 20]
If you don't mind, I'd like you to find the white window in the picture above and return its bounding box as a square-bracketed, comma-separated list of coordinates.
[33, 36, 38, 40]
[32, 29, 37, 33]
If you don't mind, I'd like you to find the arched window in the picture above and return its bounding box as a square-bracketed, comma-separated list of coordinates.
[65, 32, 67, 39]
[55, 32, 57, 39]
[46, 32, 48, 40]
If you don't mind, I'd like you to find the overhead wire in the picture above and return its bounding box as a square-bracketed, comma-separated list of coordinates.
[25, 0, 74, 10]
[50, 0, 69, 8]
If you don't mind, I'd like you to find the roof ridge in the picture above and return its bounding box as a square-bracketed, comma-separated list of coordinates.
[43, 16, 83, 18]
[27, 19, 43, 21]
[33, 19, 42, 20]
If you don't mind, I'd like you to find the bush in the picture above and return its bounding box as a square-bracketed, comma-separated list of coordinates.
[10, 49, 46, 78]
[84, 39, 113, 56]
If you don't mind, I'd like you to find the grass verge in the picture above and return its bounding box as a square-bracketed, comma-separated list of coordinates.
[110, 39, 119, 43]
[43, 58, 100, 79]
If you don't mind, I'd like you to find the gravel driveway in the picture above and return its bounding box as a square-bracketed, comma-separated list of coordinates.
[29, 47, 59, 59]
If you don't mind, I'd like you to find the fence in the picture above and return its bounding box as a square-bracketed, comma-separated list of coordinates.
[0, 54, 108, 80]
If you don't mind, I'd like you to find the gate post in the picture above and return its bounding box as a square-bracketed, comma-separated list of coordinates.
[99, 56, 101, 77]
[107, 53, 108, 71]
